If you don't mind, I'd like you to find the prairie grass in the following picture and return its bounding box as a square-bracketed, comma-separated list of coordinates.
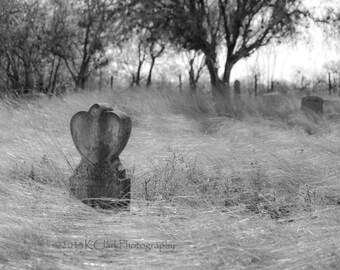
[0, 86, 339, 269]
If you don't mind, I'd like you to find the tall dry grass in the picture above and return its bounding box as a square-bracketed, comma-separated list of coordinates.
[0, 86, 339, 269]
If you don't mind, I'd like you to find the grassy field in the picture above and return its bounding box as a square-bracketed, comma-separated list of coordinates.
[0, 86, 340, 269]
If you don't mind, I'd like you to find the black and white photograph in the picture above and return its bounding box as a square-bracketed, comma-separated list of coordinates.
[0, 0, 340, 269]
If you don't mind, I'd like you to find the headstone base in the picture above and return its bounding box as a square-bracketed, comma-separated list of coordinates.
[69, 157, 130, 210]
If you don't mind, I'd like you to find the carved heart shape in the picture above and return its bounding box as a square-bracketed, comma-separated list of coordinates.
[70, 104, 132, 164]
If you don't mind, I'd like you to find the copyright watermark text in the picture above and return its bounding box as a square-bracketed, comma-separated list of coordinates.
[53, 239, 176, 252]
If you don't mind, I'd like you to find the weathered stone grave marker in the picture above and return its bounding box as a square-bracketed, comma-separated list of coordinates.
[301, 96, 324, 115]
[69, 103, 132, 209]
[233, 80, 243, 110]
[234, 80, 241, 95]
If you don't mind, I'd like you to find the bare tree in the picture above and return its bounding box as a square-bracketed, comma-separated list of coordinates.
[53, 0, 122, 90]
[118, 35, 148, 87]
[324, 60, 340, 95]
[146, 42, 165, 86]
[182, 50, 206, 93]
[0, 1, 49, 94]
[117, 5, 167, 87]
[132, 0, 308, 103]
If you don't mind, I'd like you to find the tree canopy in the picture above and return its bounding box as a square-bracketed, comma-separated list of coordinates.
[131, 0, 309, 99]
[0, 0, 336, 99]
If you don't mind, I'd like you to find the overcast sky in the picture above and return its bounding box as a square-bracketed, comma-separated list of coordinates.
[232, 0, 340, 84]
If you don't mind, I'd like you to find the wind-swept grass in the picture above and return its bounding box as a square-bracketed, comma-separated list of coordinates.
[0, 86, 339, 269]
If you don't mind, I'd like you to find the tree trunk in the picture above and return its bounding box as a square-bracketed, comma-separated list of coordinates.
[135, 40, 146, 87]
[130, 74, 136, 86]
[24, 60, 33, 93]
[222, 58, 236, 104]
[205, 55, 231, 115]
[6, 55, 20, 91]
[135, 61, 143, 86]
[76, 77, 86, 90]
[204, 49, 229, 94]
[47, 56, 56, 93]
[205, 57, 223, 96]
[188, 59, 197, 94]
[178, 74, 183, 93]
[146, 58, 155, 87]
[328, 72, 332, 96]
[254, 75, 258, 97]
[76, 62, 89, 90]
[51, 57, 61, 95]
[223, 60, 235, 87]
[189, 71, 197, 94]
[76, 75, 86, 90]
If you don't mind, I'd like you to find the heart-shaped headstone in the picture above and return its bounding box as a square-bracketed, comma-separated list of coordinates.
[70, 104, 132, 164]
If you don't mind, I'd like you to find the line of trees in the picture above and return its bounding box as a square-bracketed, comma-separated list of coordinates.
[0, 0, 124, 95]
[0, 0, 338, 100]
[131, 0, 309, 101]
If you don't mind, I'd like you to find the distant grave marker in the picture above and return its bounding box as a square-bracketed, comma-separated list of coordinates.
[233, 80, 243, 109]
[301, 96, 324, 115]
[234, 80, 241, 95]
[69, 103, 132, 209]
